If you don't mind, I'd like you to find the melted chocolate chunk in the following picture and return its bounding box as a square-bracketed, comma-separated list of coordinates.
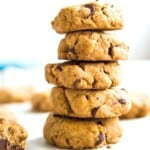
[120, 88, 128, 93]
[108, 44, 113, 56]
[95, 133, 105, 146]
[73, 79, 81, 89]
[55, 65, 62, 71]
[84, 4, 95, 16]
[85, 95, 90, 100]
[96, 97, 100, 100]
[68, 48, 76, 54]
[91, 106, 100, 117]
[118, 99, 127, 104]
[95, 120, 103, 125]
[0, 139, 7, 149]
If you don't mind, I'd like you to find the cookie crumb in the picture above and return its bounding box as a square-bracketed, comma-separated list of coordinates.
[107, 144, 112, 149]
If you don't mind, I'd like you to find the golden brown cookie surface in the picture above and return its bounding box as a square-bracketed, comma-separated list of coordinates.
[45, 61, 121, 90]
[58, 31, 129, 61]
[43, 114, 122, 149]
[52, 2, 123, 33]
[49, 87, 131, 118]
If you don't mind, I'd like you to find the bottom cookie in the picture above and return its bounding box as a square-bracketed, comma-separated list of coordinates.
[43, 114, 122, 149]
[0, 118, 28, 150]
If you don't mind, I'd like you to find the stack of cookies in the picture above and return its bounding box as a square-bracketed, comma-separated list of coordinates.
[43, 1, 131, 149]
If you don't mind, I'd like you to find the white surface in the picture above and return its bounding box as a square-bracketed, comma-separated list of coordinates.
[0, 0, 150, 62]
[3, 102, 150, 150]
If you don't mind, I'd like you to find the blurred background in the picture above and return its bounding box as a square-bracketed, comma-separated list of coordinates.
[0, 0, 150, 89]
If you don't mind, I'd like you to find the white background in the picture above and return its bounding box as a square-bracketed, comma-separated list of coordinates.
[0, 0, 150, 65]
[0, 0, 150, 88]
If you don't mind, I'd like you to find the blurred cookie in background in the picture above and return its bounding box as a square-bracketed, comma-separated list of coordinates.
[30, 90, 51, 112]
[121, 91, 150, 119]
[0, 88, 14, 103]
[0, 86, 34, 103]
[10, 86, 34, 102]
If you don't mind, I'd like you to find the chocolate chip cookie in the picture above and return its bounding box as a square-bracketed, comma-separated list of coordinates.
[45, 61, 121, 89]
[43, 114, 122, 149]
[49, 87, 131, 118]
[52, 2, 123, 33]
[0, 118, 28, 150]
[121, 91, 150, 119]
[58, 31, 129, 61]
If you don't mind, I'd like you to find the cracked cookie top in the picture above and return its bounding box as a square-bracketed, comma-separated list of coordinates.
[49, 87, 131, 118]
[58, 31, 129, 61]
[45, 61, 121, 90]
[51, 2, 123, 33]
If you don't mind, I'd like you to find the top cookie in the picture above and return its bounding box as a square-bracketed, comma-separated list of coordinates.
[52, 2, 123, 33]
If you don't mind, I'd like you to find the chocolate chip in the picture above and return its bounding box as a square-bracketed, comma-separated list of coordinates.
[73, 79, 81, 89]
[91, 106, 99, 117]
[118, 99, 127, 104]
[96, 120, 103, 125]
[110, 4, 114, 8]
[120, 88, 128, 93]
[78, 63, 85, 71]
[92, 78, 97, 87]
[0, 139, 7, 149]
[84, 4, 95, 16]
[86, 95, 90, 100]
[10, 145, 24, 150]
[68, 48, 76, 54]
[108, 44, 113, 56]
[55, 65, 62, 71]
[96, 97, 100, 100]
[95, 133, 105, 146]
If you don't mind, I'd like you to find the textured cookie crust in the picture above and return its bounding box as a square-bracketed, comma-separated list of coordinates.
[52, 2, 123, 33]
[121, 92, 150, 119]
[49, 87, 131, 118]
[45, 61, 121, 90]
[0, 118, 28, 150]
[43, 114, 122, 149]
[58, 31, 129, 61]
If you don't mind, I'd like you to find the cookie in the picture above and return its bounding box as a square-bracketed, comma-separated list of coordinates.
[58, 31, 129, 61]
[30, 91, 51, 112]
[51, 2, 123, 33]
[43, 114, 122, 149]
[0, 88, 14, 103]
[121, 92, 150, 119]
[49, 87, 131, 118]
[45, 61, 121, 90]
[0, 118, 28, 150]
[0, 87, 33, 103]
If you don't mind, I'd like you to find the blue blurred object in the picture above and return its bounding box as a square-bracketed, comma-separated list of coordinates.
[0, 61, 39, 71]
[0, 60, 40, 86]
